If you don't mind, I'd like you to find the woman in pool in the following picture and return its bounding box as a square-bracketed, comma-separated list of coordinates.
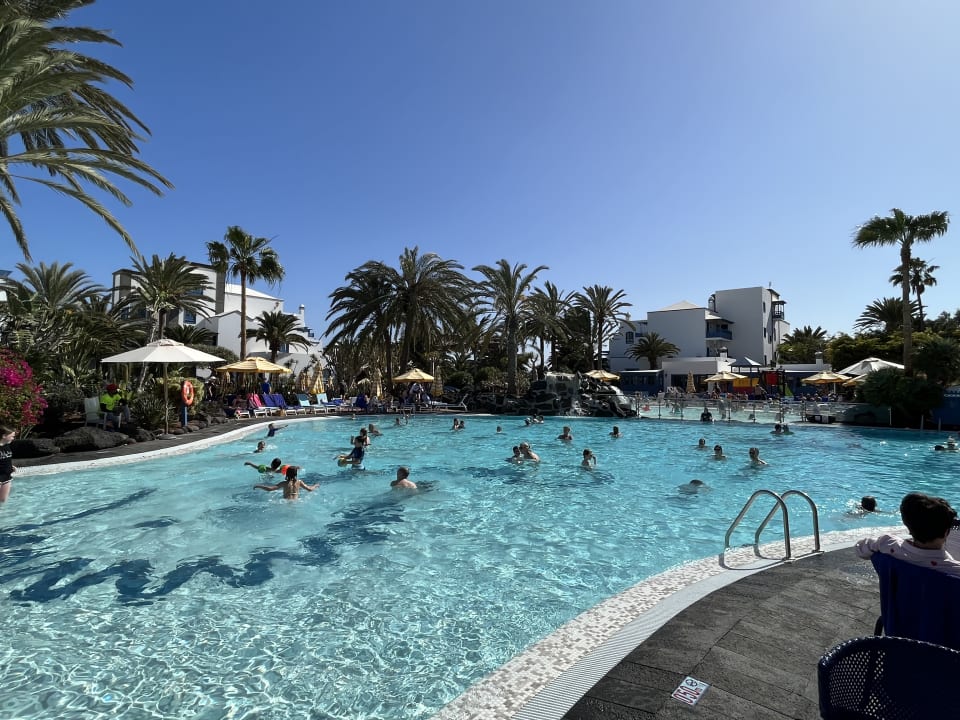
[748, 447, 767, 466]
[581, 448, 597, 468]
[712, 444, 727, 460]
[254, 466, 317, 499]
[0, 425, 16, 502]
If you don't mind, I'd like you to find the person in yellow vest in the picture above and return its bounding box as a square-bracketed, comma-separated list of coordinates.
[99, 383, 130, 428]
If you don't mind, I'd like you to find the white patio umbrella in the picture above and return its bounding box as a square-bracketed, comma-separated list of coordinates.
[837, 357, 904, 376]
[102, 339, 223, 436]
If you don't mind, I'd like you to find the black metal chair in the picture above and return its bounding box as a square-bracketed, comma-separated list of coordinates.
[818, 635, 960, 719]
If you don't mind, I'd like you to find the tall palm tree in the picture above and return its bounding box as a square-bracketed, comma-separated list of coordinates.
[473, 259, 548, 396]
[165, 324, 215, 346]
[574, 285, 633, 370]
[890, 258, 939, 331]
[628, 331, 680, 369]
[853, 208, 949, 373]
[778, 325, 828, 363]
[246, 310, 311, 363]
[122, 253, 212, 341]
[326, 268, 397, 385]
[528, 281, 572, 374]
[0, 0, 172, 261]
[207, 226, 285, 359]
[854, 297, 915, 334]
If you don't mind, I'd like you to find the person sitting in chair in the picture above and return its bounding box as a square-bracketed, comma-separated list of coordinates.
[857, 492, 960, 577]
[99, 383, 130, 428]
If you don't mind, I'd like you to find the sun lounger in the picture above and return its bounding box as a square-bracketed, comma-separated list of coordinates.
[245, 394, 272, 417]
[295, 393, 320, 414]
[270, 393, 304, 416]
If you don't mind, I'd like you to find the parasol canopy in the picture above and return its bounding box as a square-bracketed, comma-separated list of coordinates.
[842, 373, 869, 387]
[393, 368, 434, 383]
[585, 369, 619, 382]
[215, 356, 292, 374]
[836, 357, 904, 376]
[704, 371, 747, 382]
[801, 371, 850, 385]
[102, 339, 223, 436]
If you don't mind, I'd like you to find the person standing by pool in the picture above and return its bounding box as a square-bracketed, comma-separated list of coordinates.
[857, 492, 960, 576]
[557, 426, 573, 442]
[581, 448, 597, 468]
[0, 425, 16, 502]
[254, 466, 317, 499]
[391, 466, 417, 489]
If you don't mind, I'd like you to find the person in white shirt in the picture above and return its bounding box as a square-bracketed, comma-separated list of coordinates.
[856, 492, 960, 577]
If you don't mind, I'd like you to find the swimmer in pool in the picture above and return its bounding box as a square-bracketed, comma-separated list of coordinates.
[245, 457, 283, 473]
[557, 426, 573, 442]
[519, 442, 540, 462]
[253, 441, 267, 453]
[712, 444, 727, 460]
[581, 448, 597, 468]
[696, 438, 708, 450]
[254, 466, 317, 499]
[390, 466, 417, 489]
[679, 479, 706, 494]
[506, 446, 523, 463]
[748, 447, 767, 466]
[610, 426, 622, 438]
[266, 422, 287, 438]
[338, 437, 365, 466]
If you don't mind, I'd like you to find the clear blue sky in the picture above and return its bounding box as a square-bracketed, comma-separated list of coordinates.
[8, 0, 960, 339]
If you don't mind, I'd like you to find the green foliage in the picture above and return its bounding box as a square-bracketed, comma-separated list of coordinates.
[446, 370, 474, 389]
[37, 381, 84, 431]
[778, 325, 828, 363]
[129, 393, 169, 432]
[826, 334, 901, 372]
[860, 368, 944, 425]
[914, 336, 960, 385]
[0, 349, 47, 435]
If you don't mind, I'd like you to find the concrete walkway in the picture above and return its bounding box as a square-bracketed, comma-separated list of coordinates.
[562, 549, 879, 719]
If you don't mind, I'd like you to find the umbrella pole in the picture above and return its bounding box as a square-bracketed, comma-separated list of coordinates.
[164, 362, 170, 436]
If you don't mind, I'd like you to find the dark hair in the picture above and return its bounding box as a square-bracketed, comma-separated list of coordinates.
[900, 492, 957, 543]
[860, 495, 877, 512]
[397, 466, 410, 480]
[714, 445, 722, 452]
[285, 466, 298, 480]
[270, 458, 282, 470]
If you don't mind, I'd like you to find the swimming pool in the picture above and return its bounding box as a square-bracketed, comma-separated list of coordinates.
[2, 416, 949, 719]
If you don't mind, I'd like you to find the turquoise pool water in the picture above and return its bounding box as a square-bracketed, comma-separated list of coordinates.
[1, 416, 950, 719]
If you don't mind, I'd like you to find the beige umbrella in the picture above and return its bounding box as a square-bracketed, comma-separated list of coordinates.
[837, 357, 904, 376]
[215, 356, 293, 375]
[685, 371, 696, 393]
[704, 371, 747, 382]
[842, 373, 869, 387]
[393, 368, 434, 383]
[585, 369, 619, 382]
[802, 371, 850, 385]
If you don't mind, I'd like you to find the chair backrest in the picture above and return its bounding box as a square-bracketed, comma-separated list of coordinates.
[871, 552, 960, 650]
[247, 393, 263, 408]
[83, 396, 101, 420]
[819, 635, 960, 719]
[268, 393, 287, 408]
[317, 392, 328, 404]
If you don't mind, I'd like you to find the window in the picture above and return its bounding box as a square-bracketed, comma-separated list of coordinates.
[183, 311, 197, 325]
[763, 327, 767, 338]
[625, 331, 635, 345]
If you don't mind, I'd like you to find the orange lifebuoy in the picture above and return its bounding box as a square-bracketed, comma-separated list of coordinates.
[181, 380, 195, 406]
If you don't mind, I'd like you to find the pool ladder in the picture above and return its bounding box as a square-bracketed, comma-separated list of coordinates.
[724, 489, 822, 561]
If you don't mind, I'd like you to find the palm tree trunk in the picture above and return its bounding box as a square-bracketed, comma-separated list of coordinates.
[240, 270, 248, 359]
[916, 286, 926, 331]
[506, 321, 518, 396]
[901, 246, 913, 374]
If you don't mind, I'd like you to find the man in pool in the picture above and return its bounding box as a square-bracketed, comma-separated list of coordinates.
[712, 444, 727, 460]
[254, 466, 318, 499]
[391, 466, 417, 489]
[610, 426, 622, 438]
[557, 426, 573, 442]
[245, 457, 283, 473]
[253, 441, 266, 453]
[506, 446, 523, 463]
[857, 492, 960, 577]
[696, 438, 707, 450]
[519, 442, 540, 462]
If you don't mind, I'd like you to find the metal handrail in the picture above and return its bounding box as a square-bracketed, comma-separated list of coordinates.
[723, 488, 822, 561]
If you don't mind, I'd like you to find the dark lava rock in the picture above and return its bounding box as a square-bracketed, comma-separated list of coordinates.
[11, 437, 61, 458]
[55, 427, 131, 453]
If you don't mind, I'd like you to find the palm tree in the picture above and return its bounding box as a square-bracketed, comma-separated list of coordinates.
[573, 285, 633, 370]
[122, 254, 212, 341]
[853, 208, 950, 373]
[855, 297, 915, 334]
[778, 325, 828, 363]
[890, 258, 939, 331]
[326, 268, 397, 385]
[165, 325, 215, 346]
[628, 331, 680, 369]
[473, 259, 548, 396]
[0, 1, 172, 261]
[246, 310, 311, 363]
[207, 226, 285, 359]
[528, 281, 573, 374]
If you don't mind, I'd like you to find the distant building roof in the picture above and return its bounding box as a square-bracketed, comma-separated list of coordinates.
[655, 300, 705, 312]
[224, 283, 280, 301]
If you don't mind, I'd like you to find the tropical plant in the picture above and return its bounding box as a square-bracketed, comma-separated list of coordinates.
[890, 257, 939, 331]
[854, 297, 915, 335]
[326, 268, 397, 385]
[853, 208, 950, 373]
[553, 306, 593, 372]
[825, 333, 901, 376]
[528, 281, 573, 373]
[207, 226, 285, 359]
[628, 331, 680, 369]
[0, 0, 172, 261]
[245, 310, 312, 363]
[574, 285, 633, 370]
[165, 325, 215, 346]
[0, 348, 46, 434]
[777, 325, 828, 363]
[914, 336, 960, 386]
[860, 367, 943, 426]
[473, 259, 547, 396]
[121, 253, 212, 341]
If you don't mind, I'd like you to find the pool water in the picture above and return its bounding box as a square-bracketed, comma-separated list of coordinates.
[1, 416, 950, 719]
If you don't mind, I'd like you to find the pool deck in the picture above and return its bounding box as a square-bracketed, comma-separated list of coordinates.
[559, 547, 878, 719]
[16, 416, 885, 720]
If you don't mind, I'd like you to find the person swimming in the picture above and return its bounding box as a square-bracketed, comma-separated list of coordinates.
[696, 438, 707, 450]
[748, 447, 767, 466]
[581, 448, 596, 468]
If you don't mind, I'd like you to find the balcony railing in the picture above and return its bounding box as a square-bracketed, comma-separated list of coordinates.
[706, 329, 733, 340]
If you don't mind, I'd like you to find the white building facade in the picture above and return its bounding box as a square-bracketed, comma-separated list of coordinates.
[111, 262, 325, 378]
